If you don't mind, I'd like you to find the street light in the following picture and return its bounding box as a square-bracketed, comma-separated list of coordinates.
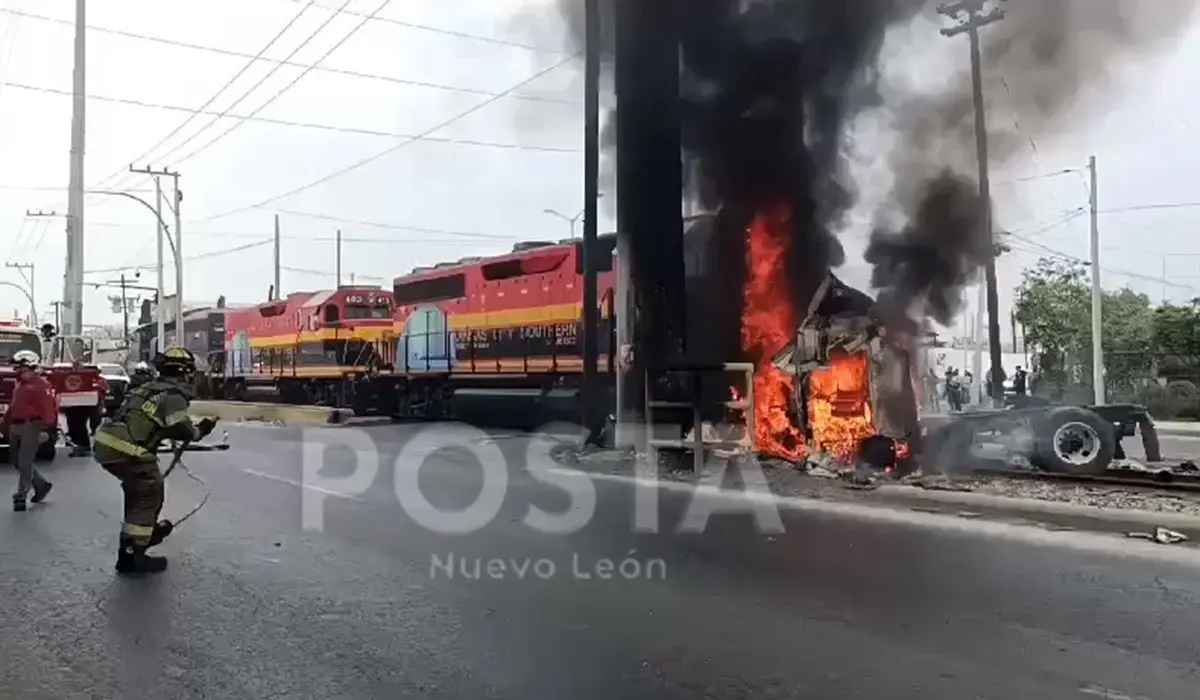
[0, 281, 36, 325]
[93, 189, 182, 349]
[544, 193, 604, 239]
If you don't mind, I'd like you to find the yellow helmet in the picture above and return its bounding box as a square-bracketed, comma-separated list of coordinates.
[152, 346, 197, 376]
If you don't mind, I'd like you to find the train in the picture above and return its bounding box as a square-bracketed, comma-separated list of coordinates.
[197, 234, 622, 421]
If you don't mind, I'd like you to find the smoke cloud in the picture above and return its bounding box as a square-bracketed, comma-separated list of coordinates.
[517, 0, 1199, 325]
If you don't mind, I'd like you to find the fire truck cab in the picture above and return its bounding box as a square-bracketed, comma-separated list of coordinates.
[0, 322, 102, 462]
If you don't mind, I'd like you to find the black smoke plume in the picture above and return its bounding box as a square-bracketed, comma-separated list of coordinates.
[520, 0, 1199, 325]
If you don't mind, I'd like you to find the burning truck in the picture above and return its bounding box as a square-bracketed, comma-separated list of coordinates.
[685, 210, 918, 472]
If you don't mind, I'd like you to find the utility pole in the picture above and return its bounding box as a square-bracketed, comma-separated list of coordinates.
[335, 229, 342, 287]
[51, 301, 62, 330]
[61, 0, 86, 336]
[273, 214, 281, 299]
[101, 276, 156, 350]
[106, 273, 134, 347]
[580, 0, 602, 445]
[938, 0, 1006, 406]
[1088, 154, 1104, 404]
[5, 262, 35, 326]
[154, 176, 165, 350]
[129, 166, 183, 340]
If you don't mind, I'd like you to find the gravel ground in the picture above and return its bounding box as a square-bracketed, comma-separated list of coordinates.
[553, 445, 1200, 517]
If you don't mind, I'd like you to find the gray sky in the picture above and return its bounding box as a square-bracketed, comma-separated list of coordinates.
[0, 0, 1196, 335]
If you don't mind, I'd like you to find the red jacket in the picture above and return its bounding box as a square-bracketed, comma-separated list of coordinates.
[2, 374, 57, 431]
[96, 375, 109, 400]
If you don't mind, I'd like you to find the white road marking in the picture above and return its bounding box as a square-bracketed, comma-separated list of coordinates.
[241, 468, 361, 500]
[1079, 685, 1152, 700]
[544, 467, 1200, 566]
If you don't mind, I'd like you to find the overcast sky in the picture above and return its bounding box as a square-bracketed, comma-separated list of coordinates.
[0, 0, 1197, 336]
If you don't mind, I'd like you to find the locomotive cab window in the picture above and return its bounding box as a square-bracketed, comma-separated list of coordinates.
[343, 293, 392, 320]
[394, 274, 465, 304]
[324, 304, 340, 324]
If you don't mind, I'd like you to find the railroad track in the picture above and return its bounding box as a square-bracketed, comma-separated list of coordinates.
[973, 467, 1200, 493]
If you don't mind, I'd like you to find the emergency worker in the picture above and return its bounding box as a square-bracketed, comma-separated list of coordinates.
[2, 350, 54, 511]
[130, 361, 156, 388]
[93, 346, 217, 575]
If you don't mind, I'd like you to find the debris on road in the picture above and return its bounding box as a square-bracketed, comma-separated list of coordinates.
[1126, 526, 1189, 545]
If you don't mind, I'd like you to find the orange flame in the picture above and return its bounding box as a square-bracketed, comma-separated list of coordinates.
[741, 209, 876, 464]
[808, 352, 874, 461]
[742, 209, 807, 461]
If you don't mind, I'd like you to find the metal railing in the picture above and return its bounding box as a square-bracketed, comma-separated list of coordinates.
[644, 361, 756, 472]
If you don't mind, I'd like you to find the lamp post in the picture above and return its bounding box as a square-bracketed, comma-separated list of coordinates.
[544, 193, 603, 239]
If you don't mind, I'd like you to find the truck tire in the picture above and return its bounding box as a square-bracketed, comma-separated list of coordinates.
[1164, 380, 1199, 419]
[1032, 406, 1115, 475]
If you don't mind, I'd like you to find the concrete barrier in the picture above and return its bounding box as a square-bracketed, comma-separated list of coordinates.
[189, 400, 351, 426]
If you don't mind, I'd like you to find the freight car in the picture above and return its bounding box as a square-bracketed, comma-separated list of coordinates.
[218, 286, 394, 405]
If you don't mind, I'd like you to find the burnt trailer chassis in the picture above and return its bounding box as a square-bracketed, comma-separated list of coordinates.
[920, 401, 1160, 476]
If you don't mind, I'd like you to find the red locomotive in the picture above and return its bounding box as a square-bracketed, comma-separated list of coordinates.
[390, 236, 618, 374]
[221, 287, 393, 404]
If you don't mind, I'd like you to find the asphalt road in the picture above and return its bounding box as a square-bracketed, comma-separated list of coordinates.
[3, 423, 1199, 699]
[1127, 432, 1200, 463]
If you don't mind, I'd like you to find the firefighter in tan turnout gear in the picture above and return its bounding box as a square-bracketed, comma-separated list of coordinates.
[93, 346, 217, 575]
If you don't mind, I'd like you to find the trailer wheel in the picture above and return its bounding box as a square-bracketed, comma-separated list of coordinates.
[1032, 406, 1115, 475]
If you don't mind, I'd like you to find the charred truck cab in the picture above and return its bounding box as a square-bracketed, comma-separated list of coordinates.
[765, 274, 919, 472]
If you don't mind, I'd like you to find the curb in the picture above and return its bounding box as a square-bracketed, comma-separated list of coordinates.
[190, 400, 350, 426]
[873, 484, 1200, 531]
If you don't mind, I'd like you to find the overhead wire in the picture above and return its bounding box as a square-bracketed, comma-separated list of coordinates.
[95, 0, 326, 195]
[272, 208, 514, 240]
[1, 82, 577, 152]
[0, 8, 575, 106]
[151, 0, 382, 170]
[192, 52, 579, 224]
[280, 264, 384, 281]
[267, 0, 565, 53]
[83, 239, 273, 276]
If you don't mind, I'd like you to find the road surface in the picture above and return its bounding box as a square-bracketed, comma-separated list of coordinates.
[2, 423, 1199, 699]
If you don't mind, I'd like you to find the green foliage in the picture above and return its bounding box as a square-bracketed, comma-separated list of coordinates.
[1013, 257, 1156, 395]
[1152, 301, 1200, 356]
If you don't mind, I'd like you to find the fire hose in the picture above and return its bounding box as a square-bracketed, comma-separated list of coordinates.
[159, 428, 230, 528]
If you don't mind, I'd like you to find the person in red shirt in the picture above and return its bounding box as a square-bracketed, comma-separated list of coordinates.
[3, 350, 54, 511]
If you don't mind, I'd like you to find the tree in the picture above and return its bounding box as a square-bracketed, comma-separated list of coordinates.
[1013, 257, 1154, 398]
[1152, 300, 1200, 356]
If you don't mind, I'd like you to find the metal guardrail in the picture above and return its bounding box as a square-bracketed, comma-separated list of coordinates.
[644, 361, 756, 472]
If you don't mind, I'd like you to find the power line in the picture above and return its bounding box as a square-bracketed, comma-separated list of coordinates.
[82, 240, 272, 275]
[274, 208, 513, 239]
[1100, 202, 1200, 214]
[0, 8, 575, 106]
[87, 1, 321, 195]
[266, 0, 565, 54]
[280, 264, 384, 281]
[1, 82, 576, 153]
[105, 0, 357, 192]
[157, 0, 385, 170]
[193, 53, 578, 224]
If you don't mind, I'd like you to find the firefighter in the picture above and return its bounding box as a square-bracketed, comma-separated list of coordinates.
[93, 346, 217, 575]
[2, 350, 54, 511]
[130, 361, 156, 388]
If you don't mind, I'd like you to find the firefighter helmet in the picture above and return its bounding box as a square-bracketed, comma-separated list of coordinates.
[11, 349, 40, 369]
[152, 346, 197, 377]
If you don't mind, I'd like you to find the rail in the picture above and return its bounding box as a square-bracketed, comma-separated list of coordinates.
[644, 361, 756, 472]
[969, 467, 1200, 493]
